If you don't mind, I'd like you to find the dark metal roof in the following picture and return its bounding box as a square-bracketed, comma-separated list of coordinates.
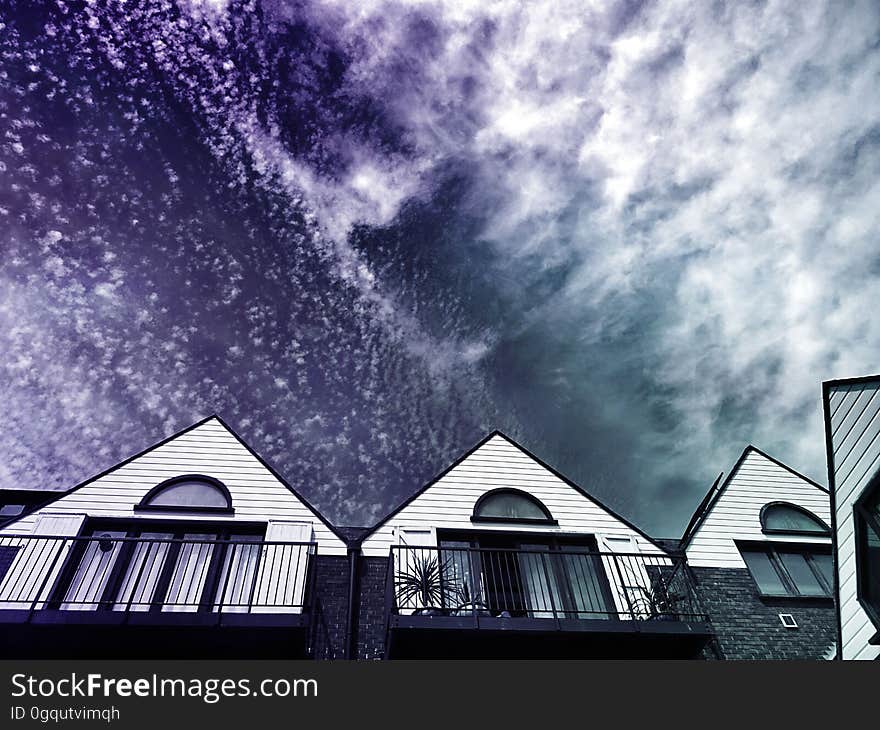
[335, 526, 370, 543]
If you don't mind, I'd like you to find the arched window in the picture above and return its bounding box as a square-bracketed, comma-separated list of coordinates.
[135, 475, 233, 514]
[471, 488, 556, 524]
[855, 476, 880, 629]
[760, 502, 830, 535]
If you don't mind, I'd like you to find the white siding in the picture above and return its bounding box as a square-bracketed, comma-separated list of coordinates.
[0, 417, 346, 555]
[685, 449, 831, 569]
[826, 380, 880, 661]
[360, 433, 664, 557]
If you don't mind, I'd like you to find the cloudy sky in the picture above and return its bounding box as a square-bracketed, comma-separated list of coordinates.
[1, 0, 878, 536]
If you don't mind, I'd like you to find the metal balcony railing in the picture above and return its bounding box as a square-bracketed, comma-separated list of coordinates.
[386, 545, 707, 623]
[0, 534, 316, 614]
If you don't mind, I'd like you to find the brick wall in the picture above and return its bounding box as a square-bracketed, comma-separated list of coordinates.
[691, 567, 836, 660]
[310, 555, 350, 659]
[356, 556, 389, 660]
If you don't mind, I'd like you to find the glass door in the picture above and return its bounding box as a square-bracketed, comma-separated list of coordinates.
[51, 522, 265, 613]
[438, 532, 615, 620]
[58, 530, 129, 610]
[161, 532, 218, 612]
[477, 535, 527, 616]
[113, 531, 175, 611]
[554, 543, 615, 618]
[209, 535, 262, 613]
[517, 540, 613, 619]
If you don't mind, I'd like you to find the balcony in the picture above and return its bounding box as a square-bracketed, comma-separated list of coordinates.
[384, 545, 713, 658]
[0, 533, 317, 658]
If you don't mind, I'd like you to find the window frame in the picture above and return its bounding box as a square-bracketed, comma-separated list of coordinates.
[134, 474, 234, 515]
[853, 475, 880, 633]
[47, 517, 267, 612]
[759, 501, 831, 536]
[737, 540, 834, 600]
[470, 488, 558, 526]
[437, 529, 615, 618]
[0, 504, 25, 517]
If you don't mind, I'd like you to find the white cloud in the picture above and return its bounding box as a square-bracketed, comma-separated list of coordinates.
[4, 0, 880, 532]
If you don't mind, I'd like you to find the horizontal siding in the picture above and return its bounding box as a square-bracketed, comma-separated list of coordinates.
[827, 381, 880, 660]
[360, 435, 663, 557]
[686, 449, 831, 569]
[0, 419, 346, 555]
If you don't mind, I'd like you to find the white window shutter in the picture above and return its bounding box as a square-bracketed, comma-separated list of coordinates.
[265, 521, 313, 543]
[0, 513, 86, 609]
[252, 522, 314, 614]
[393, 527, 437, 615]
[595, 534, 648, 619]
[33, 513, 86, 536]
[395, 526, 435, 547]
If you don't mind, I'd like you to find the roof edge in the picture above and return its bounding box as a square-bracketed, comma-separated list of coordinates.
[491, 431, 671, 553]
[356, 430, 503, 544]
[680, 443, 829, 550]
[0, 414, 350, 546]
[747, 444, 828, 494]
[822, 373, 880, 389]
[359, 429, 671, 554]
[208, 415, 351, 546]
[0, 414, 220, 530]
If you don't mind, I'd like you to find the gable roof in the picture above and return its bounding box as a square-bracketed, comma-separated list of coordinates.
[0, 414, 348, 544]
[680, 444, 828, 549]
[823, 373, 880, 390]
[356, 429, 669, 552]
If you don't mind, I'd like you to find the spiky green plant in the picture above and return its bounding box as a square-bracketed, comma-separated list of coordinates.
[634, 574, 684, 618]
[395, 553, 465, 611]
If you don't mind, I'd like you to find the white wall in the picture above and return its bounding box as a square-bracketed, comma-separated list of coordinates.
[0, 417, 346, 555]
[826, 379, 880, 660]
[359, 433, 664, 557]
[685, 448, 831, 569]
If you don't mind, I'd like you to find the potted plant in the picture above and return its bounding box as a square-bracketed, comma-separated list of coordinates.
[634, 575, 684, 621]
[449, 579, 493, 617]
[395, 552, 465, 615]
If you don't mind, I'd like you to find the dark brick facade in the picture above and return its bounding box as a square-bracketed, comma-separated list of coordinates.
[355, 556, 389, 660]
[309, 558, 837, 660]
[691, 566, 836, 660]
[310, 555, 351, 659]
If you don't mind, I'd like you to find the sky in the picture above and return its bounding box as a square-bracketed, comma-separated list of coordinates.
[1, 0, 879, 537]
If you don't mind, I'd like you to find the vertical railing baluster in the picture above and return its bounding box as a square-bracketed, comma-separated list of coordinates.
[610, 553, 636, 621]
[217, 542, 237, 614]
[125, 540, 153, 613]
[18, 538, 50, 604]
[538, 549, 560, 629]
[290, 543, 303, 609]
[28, 537, 68, 613]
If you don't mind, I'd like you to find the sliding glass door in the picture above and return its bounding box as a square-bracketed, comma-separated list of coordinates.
[51, 522, 264, 613]
[438, 533, 614, 620]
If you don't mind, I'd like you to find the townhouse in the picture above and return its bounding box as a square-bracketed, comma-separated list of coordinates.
[0, 413, 843, 659]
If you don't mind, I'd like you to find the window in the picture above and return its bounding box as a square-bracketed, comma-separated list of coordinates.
[437, 532, 612, 619]
[0, 504, 24, 517]
[135, 475, 233, 514]
[49, 520, 265, 612]
[855, 475, 880, 629]
[739, 543, 833, 598]
[760, 502, 830, 535]
[471, 489, 556, 525]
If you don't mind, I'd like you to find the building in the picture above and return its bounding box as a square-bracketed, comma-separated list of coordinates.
[823, 374, 880, 660]
[355, 430, 711, 659]
[0, 416, 350, 659]
[681, 446, 835, 659]
[0, 415, 837, 659]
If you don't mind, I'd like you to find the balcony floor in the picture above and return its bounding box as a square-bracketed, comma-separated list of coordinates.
[386, 615, 714, 659]
[0, 609, 311, 658]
